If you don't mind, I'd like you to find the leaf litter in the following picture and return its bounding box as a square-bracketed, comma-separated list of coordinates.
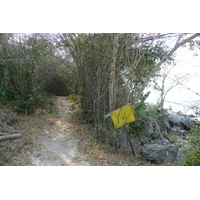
[0, 97, 155, 166]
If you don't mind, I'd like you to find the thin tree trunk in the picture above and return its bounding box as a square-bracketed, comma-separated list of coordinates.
[109, 33, 120, 112]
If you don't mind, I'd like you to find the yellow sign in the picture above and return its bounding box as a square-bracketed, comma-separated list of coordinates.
[110, 104, 135, 129]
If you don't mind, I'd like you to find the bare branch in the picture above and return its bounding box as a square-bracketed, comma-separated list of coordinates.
[133, 33, 200, 104]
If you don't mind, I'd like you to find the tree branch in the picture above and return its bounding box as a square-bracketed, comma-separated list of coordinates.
[133, 33, 200, 104]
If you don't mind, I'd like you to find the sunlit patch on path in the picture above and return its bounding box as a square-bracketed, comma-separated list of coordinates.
[31, 96, 91, 166]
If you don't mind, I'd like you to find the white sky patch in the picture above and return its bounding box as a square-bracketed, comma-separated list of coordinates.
[146, 45, 200, 115]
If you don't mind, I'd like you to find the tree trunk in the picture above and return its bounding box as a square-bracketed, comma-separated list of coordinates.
[108, 34, 136, 155]
[133, 33, 200, 105]
[109, 33, 120, 112]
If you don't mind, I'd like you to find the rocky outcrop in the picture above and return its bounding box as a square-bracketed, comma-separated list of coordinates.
[139, 110, 194, 164]
[168, 112, 193, 131]
[144, 117, 169, 139]
[140, 143, 180, 164]
[140, 136, 170, 145]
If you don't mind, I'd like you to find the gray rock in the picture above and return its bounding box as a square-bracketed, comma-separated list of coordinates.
[139, 111, 195, 164]
[162, 117, 172, 130]
[145, 119, 154, 137]
[150, 138, 170, 145]
[140, 143, 180, 164]
[171, 126, 181, 135]
[168, 113, 193, 131]
[145, 117, 163, 139]
[171, 126, 188, 136]
[140, 136, 151, 145]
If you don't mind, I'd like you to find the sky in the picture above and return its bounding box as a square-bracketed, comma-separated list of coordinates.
[146, 44, 200, 116]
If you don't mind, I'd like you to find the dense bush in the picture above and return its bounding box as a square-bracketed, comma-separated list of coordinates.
[129, 92, 160, 136]
[0, 34, 52, 114]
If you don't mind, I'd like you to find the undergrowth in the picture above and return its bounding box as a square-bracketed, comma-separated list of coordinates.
[69, 94, 79, 103]
[129, 92, 164, 136]
[177, 128, 200, 166]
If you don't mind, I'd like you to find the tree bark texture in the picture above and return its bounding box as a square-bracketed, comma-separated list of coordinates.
[109, 33, 120, 112]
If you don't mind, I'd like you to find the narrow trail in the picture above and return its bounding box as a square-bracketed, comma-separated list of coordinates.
[31, 96, 91, 166]
[2, 96, 155, 166]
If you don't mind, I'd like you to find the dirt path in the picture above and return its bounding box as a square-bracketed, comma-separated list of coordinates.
[31, 97, 91, 166]
[1, 96, 155, 166]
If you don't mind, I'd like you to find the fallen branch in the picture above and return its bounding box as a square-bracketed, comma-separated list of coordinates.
[0, 132, 7, 136]
[0, 134, 22, 141]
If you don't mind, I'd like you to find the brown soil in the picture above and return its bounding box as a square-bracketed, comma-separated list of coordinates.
[0, 96, 155, 166]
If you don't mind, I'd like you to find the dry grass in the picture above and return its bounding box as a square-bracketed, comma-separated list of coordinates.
[70, 110, 156, 166]
[0, 97, 157, 166]
[0, 105, 18, 130]
[0, 104, 55, 165]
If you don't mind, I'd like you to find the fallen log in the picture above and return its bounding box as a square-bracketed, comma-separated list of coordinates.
[0, 134, 22, 141]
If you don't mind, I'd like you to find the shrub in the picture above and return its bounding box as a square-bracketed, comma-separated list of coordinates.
[178, 128, 200, 166]
[129, 91, 164, 137]
[0, 64, 47, 114]
[69, 94, 79, 103]
[0, 88, 8, 105]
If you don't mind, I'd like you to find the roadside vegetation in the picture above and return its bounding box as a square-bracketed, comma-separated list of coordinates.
[0, 33, 200, 165]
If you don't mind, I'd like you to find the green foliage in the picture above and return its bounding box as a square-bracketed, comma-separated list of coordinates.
[74, 128, 81, 132]
[186, 39, 200, 56]
[69, 34, 111, 121]
[168, 133, 180, 144]
[69, 94, 79, 103]
[0, 62, 45, 113]
[70, 104, 75, 111]
[129, 91, 169, 137]
[129, 92, 159, 136]
[46, 99, 54, 113]
[134, 91, 151, 112]
[129, 105, 160, 136]
[66, 33, 175, 144]
[72, 110, 84, 121]
[0, 88, 8, 104]
[178, 128, 200, 166]
[0, 34, 49, 114]
[89, 138, 98, 147]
